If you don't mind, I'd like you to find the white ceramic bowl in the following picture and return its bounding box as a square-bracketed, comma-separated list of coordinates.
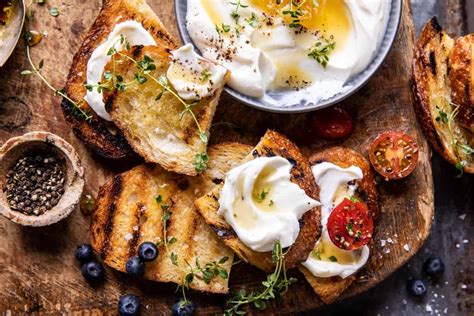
[175, 0, 402, 113]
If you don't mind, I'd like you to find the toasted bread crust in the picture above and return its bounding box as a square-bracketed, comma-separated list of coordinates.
[412, 17, 474, 173]
[103, 45, 229, 176]
[450, 34, 474, 132]
[91, 163, 234, 294]
[195, 130, 321, 272]
[63, 0, 176, 159]
[299, 147, 379, 305]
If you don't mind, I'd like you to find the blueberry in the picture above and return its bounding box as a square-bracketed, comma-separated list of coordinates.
[81, 260, 104, 282]
[407, 278, 428, 297]
[172, 298, 195, 316]
[75, 244, 94, 263]
[138, 242, 158, 262]
[423, 257, 445, 276]
[126, 256, 144, 277]
[118, 294, 140, 316]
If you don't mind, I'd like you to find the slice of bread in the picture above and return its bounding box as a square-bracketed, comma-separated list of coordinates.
[63, 0, 176, 159]
[90, 162, 235, 294]
[298, 147, 379, 305]
[195, 130, 322, 272]
[412, 17, 474, 173]
[103, 45, 229, 176]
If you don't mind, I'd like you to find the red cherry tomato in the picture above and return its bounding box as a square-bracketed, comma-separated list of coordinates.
[327, 198, 373, 251]
[312, 107, 353, 140]
[369, 131, 419, 181]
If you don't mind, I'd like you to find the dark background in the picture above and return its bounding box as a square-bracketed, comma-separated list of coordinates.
[309, 1, 474, 315]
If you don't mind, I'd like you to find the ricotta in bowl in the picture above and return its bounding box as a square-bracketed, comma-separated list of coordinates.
[185, 0, 392, 109]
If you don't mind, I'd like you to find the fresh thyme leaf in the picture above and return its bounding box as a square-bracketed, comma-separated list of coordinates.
[308, 36, 336, 68]
[311, 248, 322, 260]
[329, 256, 338, 262]
[171, 252, 178, 266]
[255, 188, 270, 203]
[224, 241, 295, 315]
[246, 12, 260, 28]
[346, 222, 354, 234]
[155, 195, 163, 203]
[222, 23, 231, 32]
[194, 152, 209, 172]
[21, 70, 33, 75]
[229, 0, 248, 24]
[49, 7, 59, 17]
[155, 89, 165, 101]
[38, 59, 44, 70]
[349, 196, 359, 203]
[436, 110, 449, 124]
[268, 200, 274, 207]
[282, 1, 306, 28]
[458, 143, 474, 155]
[199, 69, 212, 83]
[134, 73, 148, 84]
[199, 131, 208, 143]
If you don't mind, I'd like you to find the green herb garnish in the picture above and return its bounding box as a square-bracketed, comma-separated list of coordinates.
[224, 241, 296, 315]
[328, 256, 338, 262]
[49, 7, 59, 17]
[255, 188, 270, 203]
[194, 153, 209, 173]
[308, 36, 336, 68]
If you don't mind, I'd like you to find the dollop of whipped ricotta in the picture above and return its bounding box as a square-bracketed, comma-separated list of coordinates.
[218, 156, 320, 252]
[167, 44, 227, 101]
[85, 21, 156, 121]
[186, 0, 390, 106]
[302, 162, 369, 279]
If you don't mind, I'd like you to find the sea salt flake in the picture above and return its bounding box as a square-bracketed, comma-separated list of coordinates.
[402, 299, 407, 305]
[133, 225, 139, 231]
[461, 284, 467, 289]
[463, 239, 469, 244]
[403, 244, 410, 251]
[380, 239, 386, 247]
[124, 233, 133, 241]
[387, 237, 394, 244]
[455, 243, 461, 248]
[384, 248, 391, 254]
[425, 304, 433, 313]
[459, 214, 466, 220]
[443, 308, 448, 314]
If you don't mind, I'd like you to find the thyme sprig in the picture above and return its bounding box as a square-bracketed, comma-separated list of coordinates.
[178, 256, 230, 305]
[224, 241, 297, 315]
[308, 36, 336, 68]
[282, 0, 308, 28]
[229, 0, 249, 24]
[435, 98, 473, 175]
[22, 45, 93, 122]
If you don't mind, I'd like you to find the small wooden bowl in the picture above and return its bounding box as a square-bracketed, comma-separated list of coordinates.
[0, 132, 84, 226]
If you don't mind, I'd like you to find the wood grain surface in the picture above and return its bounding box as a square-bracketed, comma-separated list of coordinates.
[0, 0, 434, 314]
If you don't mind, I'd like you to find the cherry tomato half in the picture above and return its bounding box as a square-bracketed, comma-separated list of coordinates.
[369, 131, 419, 181]
[312, 107, 353, 140]
[327, 198, 373, 251]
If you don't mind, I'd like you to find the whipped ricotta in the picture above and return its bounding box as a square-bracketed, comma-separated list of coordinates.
[186, 0, 391, 106]
[218, 156, 319, 252]
[302, 162, 369, 279]
[167, 44, 227, 100]
[85, 21, 156, 121]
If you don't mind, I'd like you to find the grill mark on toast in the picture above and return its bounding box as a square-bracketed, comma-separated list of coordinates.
[132, 45, 144, 59]
[128, 203, 146, 258]
[429, 51, 437, 75]
[101, 175, 123, 258]
[210, 225, 234, 239]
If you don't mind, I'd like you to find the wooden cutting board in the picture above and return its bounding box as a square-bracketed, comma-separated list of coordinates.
[0, 0, 433, 314]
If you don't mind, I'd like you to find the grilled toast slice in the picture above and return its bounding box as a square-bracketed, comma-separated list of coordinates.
[103, 45, 229, 176]
[195, 130, 322, 272]
[62, 0, 176, 159]
[412, 17, 474, 173]
[298, 147, 379, 305]
[91, 162, 235, 294]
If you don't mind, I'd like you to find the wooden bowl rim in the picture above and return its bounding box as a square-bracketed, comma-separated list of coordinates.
[0, 131, 84, 227]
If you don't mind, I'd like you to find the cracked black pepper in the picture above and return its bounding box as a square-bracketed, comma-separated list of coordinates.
[3, 152, 66, 216]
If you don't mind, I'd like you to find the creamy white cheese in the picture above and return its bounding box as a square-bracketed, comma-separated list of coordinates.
[301, 162, 369, 279]
[167, 44, 227, 100]
[218, 156, 320, 252]
[85, 21, 157, 121]
[186, 0, 391, 106]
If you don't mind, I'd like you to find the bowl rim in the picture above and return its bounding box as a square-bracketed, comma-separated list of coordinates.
[0, 131, 84, 227]
[0, 0, 26, 67]
[174, 0, 403, 113]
